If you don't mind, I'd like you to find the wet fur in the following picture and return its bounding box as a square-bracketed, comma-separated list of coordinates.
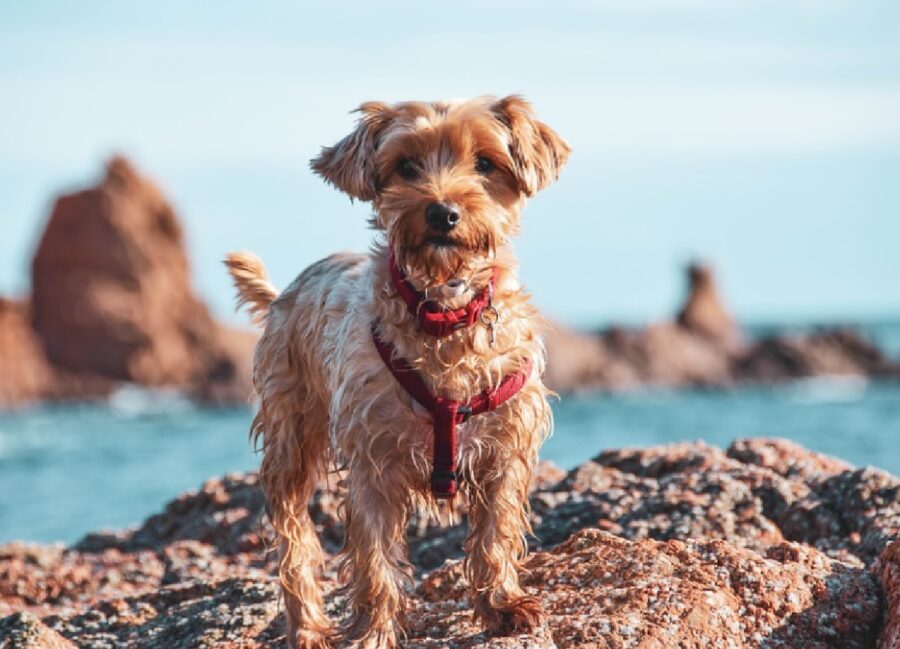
[227, 95, 569, 648]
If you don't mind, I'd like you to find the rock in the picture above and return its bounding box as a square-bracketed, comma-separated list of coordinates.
[530, 441, 799, 554]
[543, 263, 899, 394]
[545, 321, 736, 393]
[0, 611, 75, 649]
[0, 157, 255, 409]
[677, 261, 739, 347]
[0, 300, 55, 408]
[734, 327, 897, 382]
[727, 437, 852, 482]
[612, 322, 736, 387]
[781, 467, 900, 566]
[0, 299, 116, 409]
[6, 533, 885, 649]
[32, 156, 207, 385]
[530, 459, 567, 490]
[189, 325, 257, 406]
[0, 543, 165, 619]
[519, 530, 882, 649]
[76, 461, 565, 574]
[877, 539, 900, 649]
[543, 321, 624, 393]
[1, 439, 896, 646]
[45, 578, 282, 649]
[75, 473, 271, 557]
[544, 263, 740, 393]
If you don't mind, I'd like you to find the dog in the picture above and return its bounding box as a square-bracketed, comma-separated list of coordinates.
[226, 95, 569, 648]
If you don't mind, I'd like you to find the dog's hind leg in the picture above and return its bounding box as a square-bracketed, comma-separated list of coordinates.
[254, 347, 333, 648]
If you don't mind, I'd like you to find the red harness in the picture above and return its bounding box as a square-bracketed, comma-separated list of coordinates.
[372, 254, 532, 499]
[388, 251, 498, 337]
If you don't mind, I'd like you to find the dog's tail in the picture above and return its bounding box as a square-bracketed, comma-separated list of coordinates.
[224, 251, 279, 326]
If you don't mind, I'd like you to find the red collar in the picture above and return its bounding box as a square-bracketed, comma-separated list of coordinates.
[371, 325, 532, 499]
[388, 251, 498, 338]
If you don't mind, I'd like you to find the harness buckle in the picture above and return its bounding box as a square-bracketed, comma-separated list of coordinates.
[456, 404, 473, 422]
[430, 469, 459, 499]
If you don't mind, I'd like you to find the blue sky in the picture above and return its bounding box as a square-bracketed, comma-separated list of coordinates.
[1, 1, 899, 326]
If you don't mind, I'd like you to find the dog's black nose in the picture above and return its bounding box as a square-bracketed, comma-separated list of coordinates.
[425, 203, 460, 232]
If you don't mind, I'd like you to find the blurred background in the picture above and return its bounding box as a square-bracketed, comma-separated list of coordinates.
[1, 1, 898, 544]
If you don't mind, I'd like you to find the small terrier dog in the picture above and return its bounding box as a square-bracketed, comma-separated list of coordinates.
[226, 95, 569, 648]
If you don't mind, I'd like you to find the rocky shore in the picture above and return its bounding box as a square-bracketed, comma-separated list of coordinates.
[1, 437, 897, 648]
[1, 158, 898, 410]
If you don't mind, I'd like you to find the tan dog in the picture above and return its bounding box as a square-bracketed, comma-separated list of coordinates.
[226, 95, 569, 648]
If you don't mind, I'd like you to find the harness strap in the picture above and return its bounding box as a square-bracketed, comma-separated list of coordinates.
[371, 324, 532, 499]
[388, 252, 498, 338]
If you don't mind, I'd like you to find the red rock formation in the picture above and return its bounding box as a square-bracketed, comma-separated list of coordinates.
[727, 437, 852, 481]
[677, 261, 739, 346]
[32, 157, 232, 387]
[1, 439, 896, 647]
[522, 531, 879, 648]
[0, 157, 255, 409]
[0, 300, 54, 408]
[0, 299, 113, 408]
[0, 611, 74, 649]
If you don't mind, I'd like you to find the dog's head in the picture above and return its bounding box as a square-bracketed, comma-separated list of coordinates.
[311, 96, 570, 283]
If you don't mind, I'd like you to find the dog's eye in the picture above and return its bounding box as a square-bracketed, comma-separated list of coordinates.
[475, 156, 494, 175]
[396, 158, 419, 180]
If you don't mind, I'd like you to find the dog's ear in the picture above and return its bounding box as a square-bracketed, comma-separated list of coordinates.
[311, 102, 395, 201]
[491, 95, 570, 197]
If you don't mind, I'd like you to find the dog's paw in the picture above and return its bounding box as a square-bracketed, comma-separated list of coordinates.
[339, 619, 401, 649]
[339, 631, 400, 649]
[291, 627, 333, 649]
[475, 594, 546, 635]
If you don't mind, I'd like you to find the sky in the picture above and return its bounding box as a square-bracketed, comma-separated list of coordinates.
[1, 1, 899, 327]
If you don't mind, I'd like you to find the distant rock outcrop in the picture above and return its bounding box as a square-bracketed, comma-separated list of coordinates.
[0, 438, 896, 647]
[676, 261, 739, 346]
[31, 156, 218, 386]
[545, 262, 899, 393]
[0, 157, 255, 409]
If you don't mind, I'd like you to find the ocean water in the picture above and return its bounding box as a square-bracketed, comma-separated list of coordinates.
[1, 378, 898, 545]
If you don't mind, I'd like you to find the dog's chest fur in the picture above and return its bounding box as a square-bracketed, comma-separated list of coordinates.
[264, 248, 550, 491]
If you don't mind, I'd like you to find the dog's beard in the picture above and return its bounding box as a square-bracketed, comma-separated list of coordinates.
[383, 213, 499, 286]
[394, 235, 498, 287]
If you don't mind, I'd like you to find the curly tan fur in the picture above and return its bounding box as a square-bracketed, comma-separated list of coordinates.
[228, 95, 568, 648]
[225, 251, 279, 326]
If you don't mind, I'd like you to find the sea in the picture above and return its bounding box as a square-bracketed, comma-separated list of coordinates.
[1, 320, 898, 546]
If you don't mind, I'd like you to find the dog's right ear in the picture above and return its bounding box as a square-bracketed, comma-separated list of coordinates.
[310, 102, 395, 202]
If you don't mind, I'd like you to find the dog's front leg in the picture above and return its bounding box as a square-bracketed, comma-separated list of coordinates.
[340, 458, 411, 648]
[464, 451, 545, 635]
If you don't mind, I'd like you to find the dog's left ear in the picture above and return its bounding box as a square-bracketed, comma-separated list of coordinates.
[311, 102, 395, 201]
[491, 95, 570, 197]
